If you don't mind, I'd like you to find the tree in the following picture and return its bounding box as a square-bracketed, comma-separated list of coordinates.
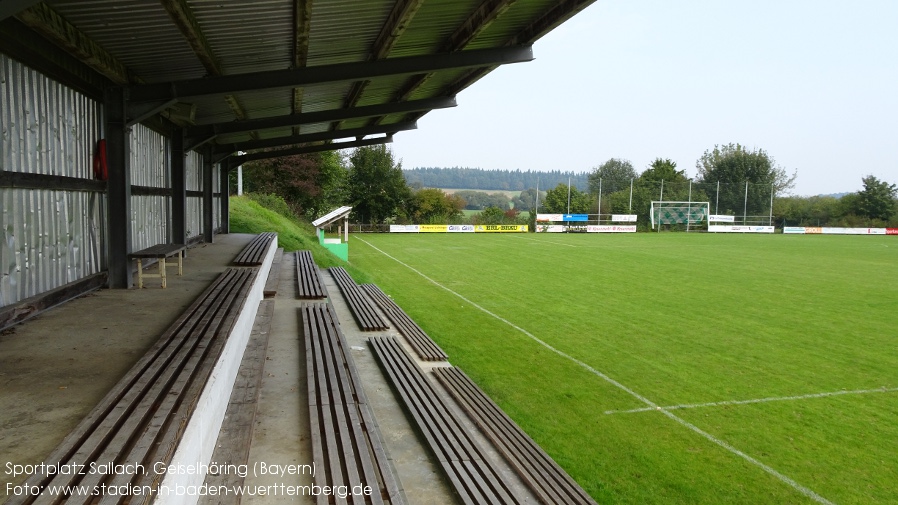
[347, 145, 410, 224]
[237, 149, 346, 218]
[408, 188, 465, 223]
[853, 175, 897, 221]
[696, 143, 796, 215]
[542, 183, 593, 214]
[476, 206, 506, 225]
[588, 158, 637, 196]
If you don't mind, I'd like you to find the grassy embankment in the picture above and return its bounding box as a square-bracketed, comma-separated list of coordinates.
[227, 195, 372, 282]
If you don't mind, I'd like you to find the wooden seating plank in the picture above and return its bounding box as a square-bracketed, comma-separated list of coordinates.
[9, 267, 258, 505]
[361, 284, 448, 361]
[113, 269, 257, 499]
[369, 337, 523, 505]
[295, 250, 327, 299]
[433, 366, 598, 505]
[301, 304, 400, 505]
[233, 232, 276, 266]
[328, 267, 388, 331]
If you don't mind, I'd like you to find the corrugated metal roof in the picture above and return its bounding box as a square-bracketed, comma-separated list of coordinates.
[2, 0, 597, 162]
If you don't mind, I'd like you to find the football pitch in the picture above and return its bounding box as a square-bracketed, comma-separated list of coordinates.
[348, 233, 898, 505]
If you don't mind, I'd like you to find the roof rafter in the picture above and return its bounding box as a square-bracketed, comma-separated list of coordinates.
[14, 3, 137, 85]
[375, 0, 517, 124]
[159, 0, 252, 134]
[212, 121, 416, 156]
[226, 136, 393, 167]
[127, 45, 533, 103]
[184, 96, 455, 141]
[446, 0, 598, 98]
[335, 0, 426, 130]
[292, 0, 313, 131]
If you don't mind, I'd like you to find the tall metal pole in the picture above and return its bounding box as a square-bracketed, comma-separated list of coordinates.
[687, 180, 692, 232]
[769, 183, 774, 226]
[597, 178, 602, 224]
[743, 180, 749, 226]
[535, 178, 540, 213]
[658, 179, 664, 233]
[567, 176, 571, 215]
[715, 180, 720, 215]
[628, 178, 633, 213]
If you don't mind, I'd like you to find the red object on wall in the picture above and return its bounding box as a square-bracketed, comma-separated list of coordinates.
[93, 139, 108, 181]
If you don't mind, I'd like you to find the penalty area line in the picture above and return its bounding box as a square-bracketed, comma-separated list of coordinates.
[355, 236, 836, 505]
[605, 386, 898, 414]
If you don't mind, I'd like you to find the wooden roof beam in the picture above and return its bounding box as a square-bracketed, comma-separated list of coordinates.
[14, 3, 137, 85]
[375, 0, 516, 124]
[292, 0, 313, 131]
[335, 0, 425, 130]
[225, 136, 393, 167]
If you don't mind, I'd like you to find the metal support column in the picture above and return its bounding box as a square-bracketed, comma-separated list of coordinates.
[105, 86, 133, 289]
[203, 148, 214, 243]
[220, 165, 230, 234]
[171, 127, 187, 245]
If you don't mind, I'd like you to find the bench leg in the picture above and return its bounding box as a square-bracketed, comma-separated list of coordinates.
[137, 259, 144, 289]
[177, 251, 183, 276]
[160, 258, 167, 288]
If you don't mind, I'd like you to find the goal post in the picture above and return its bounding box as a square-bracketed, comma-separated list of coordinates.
[650, 201, 710, 231]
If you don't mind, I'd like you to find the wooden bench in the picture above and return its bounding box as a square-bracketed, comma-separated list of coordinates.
[232, 231, 277, 266]
[8, 267, 258, 505]
[361, 284, 448, 361]
[302, 304, 405, 505]
[296, 250, 327, 299]
[433, 366, 598, 505]
[128, 243, 186, 288]
[369, 336, 524, 505]
[263, 247, 284, 298]
[328, 267, 389, 331]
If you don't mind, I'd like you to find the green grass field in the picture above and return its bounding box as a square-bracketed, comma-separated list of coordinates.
[347, 233, 898, 504]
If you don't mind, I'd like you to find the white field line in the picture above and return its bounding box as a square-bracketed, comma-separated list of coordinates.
[355, 236, 837, 505]
[605, 386, 898, 415]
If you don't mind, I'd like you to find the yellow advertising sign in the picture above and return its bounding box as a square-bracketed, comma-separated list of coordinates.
[419, 224, 448, 233]
[474, 225, 529, 233]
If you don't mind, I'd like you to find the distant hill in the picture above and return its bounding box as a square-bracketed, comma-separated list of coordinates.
[820, 192, 849, 199]
[404, 167, 589, 192]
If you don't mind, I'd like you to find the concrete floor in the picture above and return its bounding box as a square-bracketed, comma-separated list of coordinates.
[0, 234, 538, 504]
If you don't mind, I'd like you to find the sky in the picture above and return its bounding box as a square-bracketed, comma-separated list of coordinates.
[389, 0, 898, 196]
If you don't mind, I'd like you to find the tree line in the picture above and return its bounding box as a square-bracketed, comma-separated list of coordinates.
[233, 143, 897, 228]
[404, 167, 588, 192]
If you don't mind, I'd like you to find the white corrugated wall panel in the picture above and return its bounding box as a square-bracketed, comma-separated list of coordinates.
[129, 125, 169, 251]
[0, 55, 104, 308]
[186, 151, 203, 239]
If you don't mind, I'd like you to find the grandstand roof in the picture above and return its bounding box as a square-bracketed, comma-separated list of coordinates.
[0, 0, 596, 163]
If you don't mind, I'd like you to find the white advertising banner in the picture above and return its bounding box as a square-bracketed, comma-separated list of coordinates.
[708, 225, 775, 233]
[447, 224, 475, 233]
[822, 227, 886, 235]
[709, 215, 735, 223]
[390, 225, 419, 233]
[536, 225, 566, 233]
[587, 225, 637, 233]
[611, 214, 638, 222]
[536, 213, 564, 222]
[784, 227, 889, 235]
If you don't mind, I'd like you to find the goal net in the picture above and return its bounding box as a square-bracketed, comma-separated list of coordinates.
[650, 201, 709, 230]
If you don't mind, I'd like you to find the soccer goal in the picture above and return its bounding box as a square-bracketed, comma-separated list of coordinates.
[650, 201, 710, 231]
